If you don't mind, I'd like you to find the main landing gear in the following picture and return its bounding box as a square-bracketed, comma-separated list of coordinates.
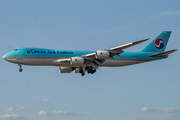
[79, 66, 97, 76]
[78, 69, 85, 76]
[81, 73, 85, 76]
[85, 66, 96, 75]
[86, 66, 96, 74]
[18, 64, 23, 72]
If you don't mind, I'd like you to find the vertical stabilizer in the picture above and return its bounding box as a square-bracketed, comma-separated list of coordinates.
[141, 31, 171, 52]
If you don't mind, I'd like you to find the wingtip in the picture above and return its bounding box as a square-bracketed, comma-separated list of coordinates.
[142, 38, 150, 42]
[140, 38, 150, 42]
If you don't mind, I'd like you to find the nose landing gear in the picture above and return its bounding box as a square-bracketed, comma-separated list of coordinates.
[18, 64, 23, 72]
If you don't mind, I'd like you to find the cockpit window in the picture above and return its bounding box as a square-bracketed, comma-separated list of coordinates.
[14, 49, 18, 51]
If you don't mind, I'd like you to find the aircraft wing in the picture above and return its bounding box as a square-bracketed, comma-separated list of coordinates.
[53, 38, 149, 68]
[84, 38, 150, 58]
[108, 38, 150, 51]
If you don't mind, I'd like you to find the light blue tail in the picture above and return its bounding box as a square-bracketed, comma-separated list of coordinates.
[141, 31, 171, 53]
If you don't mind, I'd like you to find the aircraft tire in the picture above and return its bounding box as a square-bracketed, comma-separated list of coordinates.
[81, 73, 85, 76]
[19, 68, 23, 72]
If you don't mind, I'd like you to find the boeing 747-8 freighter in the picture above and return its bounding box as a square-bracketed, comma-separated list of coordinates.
[3, 31, 177, 76]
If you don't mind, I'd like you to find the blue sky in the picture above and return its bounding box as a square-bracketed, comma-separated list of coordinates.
[0, 0, 180, 120]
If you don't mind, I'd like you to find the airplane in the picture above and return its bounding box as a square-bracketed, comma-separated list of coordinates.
[3, 31, 177, 76]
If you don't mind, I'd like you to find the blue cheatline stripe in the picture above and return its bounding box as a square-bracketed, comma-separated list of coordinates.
[3, 47, 167, 60]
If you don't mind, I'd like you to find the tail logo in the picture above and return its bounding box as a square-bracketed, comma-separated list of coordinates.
[154, 38, 165, 50]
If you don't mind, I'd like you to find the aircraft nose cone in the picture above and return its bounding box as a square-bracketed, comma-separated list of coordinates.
[3, 55, 7, 60]
[3, 53, 9, 60]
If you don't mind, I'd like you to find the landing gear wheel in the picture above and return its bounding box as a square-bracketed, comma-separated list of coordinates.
[86, 67, 96, 74]
[81, 73, 85, 76]
[18, 64, 23, 72]
[91, 69, 96, 74]
[19, 68, 23, 72]
[87, 70, 91, 74]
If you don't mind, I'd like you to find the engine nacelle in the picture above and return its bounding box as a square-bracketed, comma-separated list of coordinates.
[59, 67, 72, 73]
[70, 57, 85, 65]
[74, 68, 83, 73]
[95, 50, 110, 59]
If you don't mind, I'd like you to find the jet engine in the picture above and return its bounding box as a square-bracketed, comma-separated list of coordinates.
[95, 50, 110, 59]
[74, 68, 83, 73]
[59, 67, 72, 73]
[70, 57, 85, 65]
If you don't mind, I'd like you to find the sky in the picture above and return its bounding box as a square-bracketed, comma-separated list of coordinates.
[0, 0, 180, 120]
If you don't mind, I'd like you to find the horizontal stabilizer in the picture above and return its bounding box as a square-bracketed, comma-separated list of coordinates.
[148, 49, 177, 57]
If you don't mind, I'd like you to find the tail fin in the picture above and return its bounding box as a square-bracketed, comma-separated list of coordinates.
[141, 31, 171, 52]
